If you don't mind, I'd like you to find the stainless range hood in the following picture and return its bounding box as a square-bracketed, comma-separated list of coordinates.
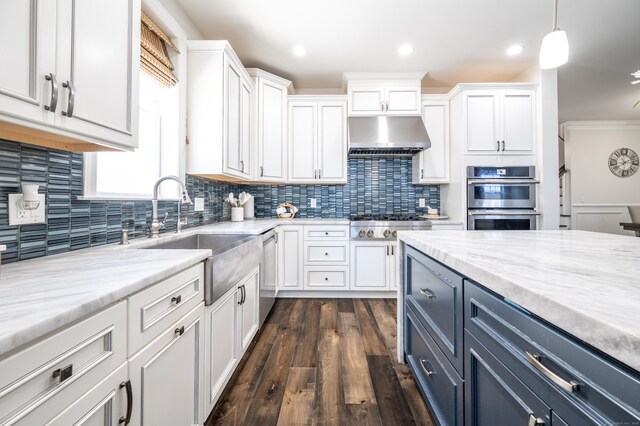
[348, 115, 431, 157]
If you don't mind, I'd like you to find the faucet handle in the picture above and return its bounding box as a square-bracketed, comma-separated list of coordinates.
[159, 212, 168, 229]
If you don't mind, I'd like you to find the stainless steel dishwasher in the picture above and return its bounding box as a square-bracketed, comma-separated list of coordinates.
[260, 229, 277, 326]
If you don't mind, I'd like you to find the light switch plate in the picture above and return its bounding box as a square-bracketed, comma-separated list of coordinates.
[194, 197, 205, 212]
[419, 198, 426, 208]
[310, 198, 317, 208]
[9, 194, 46, 225]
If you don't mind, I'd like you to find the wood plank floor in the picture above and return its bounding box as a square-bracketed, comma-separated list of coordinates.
[206, 298, 435, 426]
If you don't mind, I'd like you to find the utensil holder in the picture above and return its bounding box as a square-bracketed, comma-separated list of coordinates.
[231, 207, 244, 222]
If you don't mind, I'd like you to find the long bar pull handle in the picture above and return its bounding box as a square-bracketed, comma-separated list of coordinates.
[44, 73, 58, 112]
[420, 288, 435, 299]
[61, 81, 75, 117]
[526, 352, 579, 393]
[119, 380, 133, 425]
[496, 141, 500, 151]
[260, 166, 264, 177]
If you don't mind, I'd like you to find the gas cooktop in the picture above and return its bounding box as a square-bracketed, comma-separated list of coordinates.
[350, 215, 432, 240]
[350, 215, 430, 222]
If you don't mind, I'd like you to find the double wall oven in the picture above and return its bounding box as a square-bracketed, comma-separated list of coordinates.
[467, 166, 540, 230]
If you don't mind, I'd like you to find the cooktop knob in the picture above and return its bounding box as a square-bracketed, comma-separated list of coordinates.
[358, 229, 366, 238]
[367, 230, 375, 238]
[383, 229, 391, 238]
[392, 230, 398, 238]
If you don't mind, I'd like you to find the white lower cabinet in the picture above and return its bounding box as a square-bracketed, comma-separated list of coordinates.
[204, 266, 260, 414]
[128, 303, 205, 426]
[278, 225, 304, 290]
[350, 241, 398, 290]
[46, 362, 129, 426]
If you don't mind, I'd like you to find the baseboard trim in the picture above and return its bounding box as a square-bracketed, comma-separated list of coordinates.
[276, 290, 397, 298]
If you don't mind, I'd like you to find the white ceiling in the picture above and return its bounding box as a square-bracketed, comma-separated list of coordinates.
[176, 0, 640, 121]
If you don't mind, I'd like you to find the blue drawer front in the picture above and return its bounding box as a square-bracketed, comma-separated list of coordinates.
[405, 245, 464, 375]
[465, 331, 551, 426]
[464, 280, 640, 426]
[406, 305, 464, 426]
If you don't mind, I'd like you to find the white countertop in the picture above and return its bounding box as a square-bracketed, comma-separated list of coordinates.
[396, 230, 640, 371]
[0, 218, 347, 357]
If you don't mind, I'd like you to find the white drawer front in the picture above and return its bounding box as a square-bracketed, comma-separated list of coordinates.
[128, 263, 204, 356]
[304, 225, 348, 240]
[0, 302, 126, 426]
[304, 267, 349, 289]
[304, 242, 348, 265]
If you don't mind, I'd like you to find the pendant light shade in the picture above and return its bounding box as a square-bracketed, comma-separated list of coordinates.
[540, 29, 569, 69]
[539, 0, 569, 69]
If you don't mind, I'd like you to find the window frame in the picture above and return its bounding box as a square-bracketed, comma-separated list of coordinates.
[81, 0, 188, 201]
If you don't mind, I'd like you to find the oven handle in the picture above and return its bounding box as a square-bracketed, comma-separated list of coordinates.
[468, 211, 541, 216]
[468, 179, 540, 185]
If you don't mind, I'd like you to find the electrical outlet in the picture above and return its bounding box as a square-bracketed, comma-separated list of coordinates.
[310, 198, 317, 208]
[419, 198, 426, 208]
[8, 194, 46, 225]
[194, 197, 205, 212]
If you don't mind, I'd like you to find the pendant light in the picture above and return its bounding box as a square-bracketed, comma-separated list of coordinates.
[539, 0, 569, 69]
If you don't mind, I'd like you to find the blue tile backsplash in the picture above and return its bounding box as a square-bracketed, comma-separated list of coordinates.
[0, 139, 438, 263]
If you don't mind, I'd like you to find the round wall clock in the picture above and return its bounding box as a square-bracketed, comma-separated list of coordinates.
[608, 147, 639, 178]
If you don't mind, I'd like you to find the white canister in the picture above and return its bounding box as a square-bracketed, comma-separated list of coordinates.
[243, 197, 254, 219]
[231, 207, 244, 222]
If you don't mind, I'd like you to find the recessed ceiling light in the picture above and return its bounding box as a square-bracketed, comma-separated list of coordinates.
[292, 46, 307, 57]
[507, 44, 524, 56]
[398, 44, 414, 56]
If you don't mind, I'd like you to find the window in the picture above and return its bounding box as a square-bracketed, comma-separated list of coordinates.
[83, 7, 184, 199]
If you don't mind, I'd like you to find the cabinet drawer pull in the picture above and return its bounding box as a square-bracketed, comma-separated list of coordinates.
[419, 358, 435, 377]
[325, 252, 328, 256]
[119, 380, 133, 425]
[420, 288, 435, 299]
[171, 295, 182, 304]
[52, 364, 73, 383]
[528, 414, 545, 426]
[61, 80, 75, 117]
[44, 73, 58, 112]
[526, 352, 579, 393]
[325, 277, 328, 281]
[496, 140, 500, 151]
[174, 326, 185, 337]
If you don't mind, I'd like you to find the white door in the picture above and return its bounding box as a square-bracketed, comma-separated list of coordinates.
[350, 242, 389, 290]
[0, 1, 57, 126]
[348, 87, 384, 115]
[238, 268, 259, 352]
[288, 101, 317, 182]
[225, 58, 243, 175]
[205, 287, 238, 412]
[46, 363, 128, 426]
[278, 226, 303, 289]
[501, 91, 534, 153]
[465, 91, 501, 153]
[385, 87, 421, 115]
[317, 101, 347, 183]
[56, 0, 138, 149]
[129, 304, 204, 426]
[240, 79, 252, 176]
[418, 101, 449, 183]
[259, 80, 287, 181]
[388, 243, 399, 290]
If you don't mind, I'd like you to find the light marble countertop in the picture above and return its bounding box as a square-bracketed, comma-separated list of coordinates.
[0, 218, 347, 357]
[396, 230, 640, 371]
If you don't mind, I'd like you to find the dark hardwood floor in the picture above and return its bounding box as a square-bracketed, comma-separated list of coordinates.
[206, 298, 435, 426]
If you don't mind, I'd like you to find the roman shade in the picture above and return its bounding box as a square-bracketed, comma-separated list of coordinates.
[140, 11, 179, 87]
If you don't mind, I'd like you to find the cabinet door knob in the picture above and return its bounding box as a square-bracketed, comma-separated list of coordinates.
[325, 277, 328, 281]
[44, 73, 58, 112]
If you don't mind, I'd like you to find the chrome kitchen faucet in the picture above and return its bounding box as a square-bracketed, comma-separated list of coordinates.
[150, 175, 193, 238]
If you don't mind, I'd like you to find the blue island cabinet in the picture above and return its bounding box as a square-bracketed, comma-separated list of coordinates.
[402, 244, 640, 426]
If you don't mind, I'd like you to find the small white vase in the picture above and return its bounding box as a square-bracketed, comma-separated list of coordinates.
[231, 207, 244, 222]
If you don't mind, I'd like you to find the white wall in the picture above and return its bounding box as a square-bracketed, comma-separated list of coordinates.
[157, 0, 203, 39]
[562, 121, 640, 235]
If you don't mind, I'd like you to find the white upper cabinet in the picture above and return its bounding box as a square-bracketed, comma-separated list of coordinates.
[0, 0, 140, 151]
[413, 99, 450, 184]
[248, 69, 292, 182]
[345, 73, 424, 116]
[463, 88, 535, 155]
[288, 96, 347, 184]
[187, 41, 253, 180]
